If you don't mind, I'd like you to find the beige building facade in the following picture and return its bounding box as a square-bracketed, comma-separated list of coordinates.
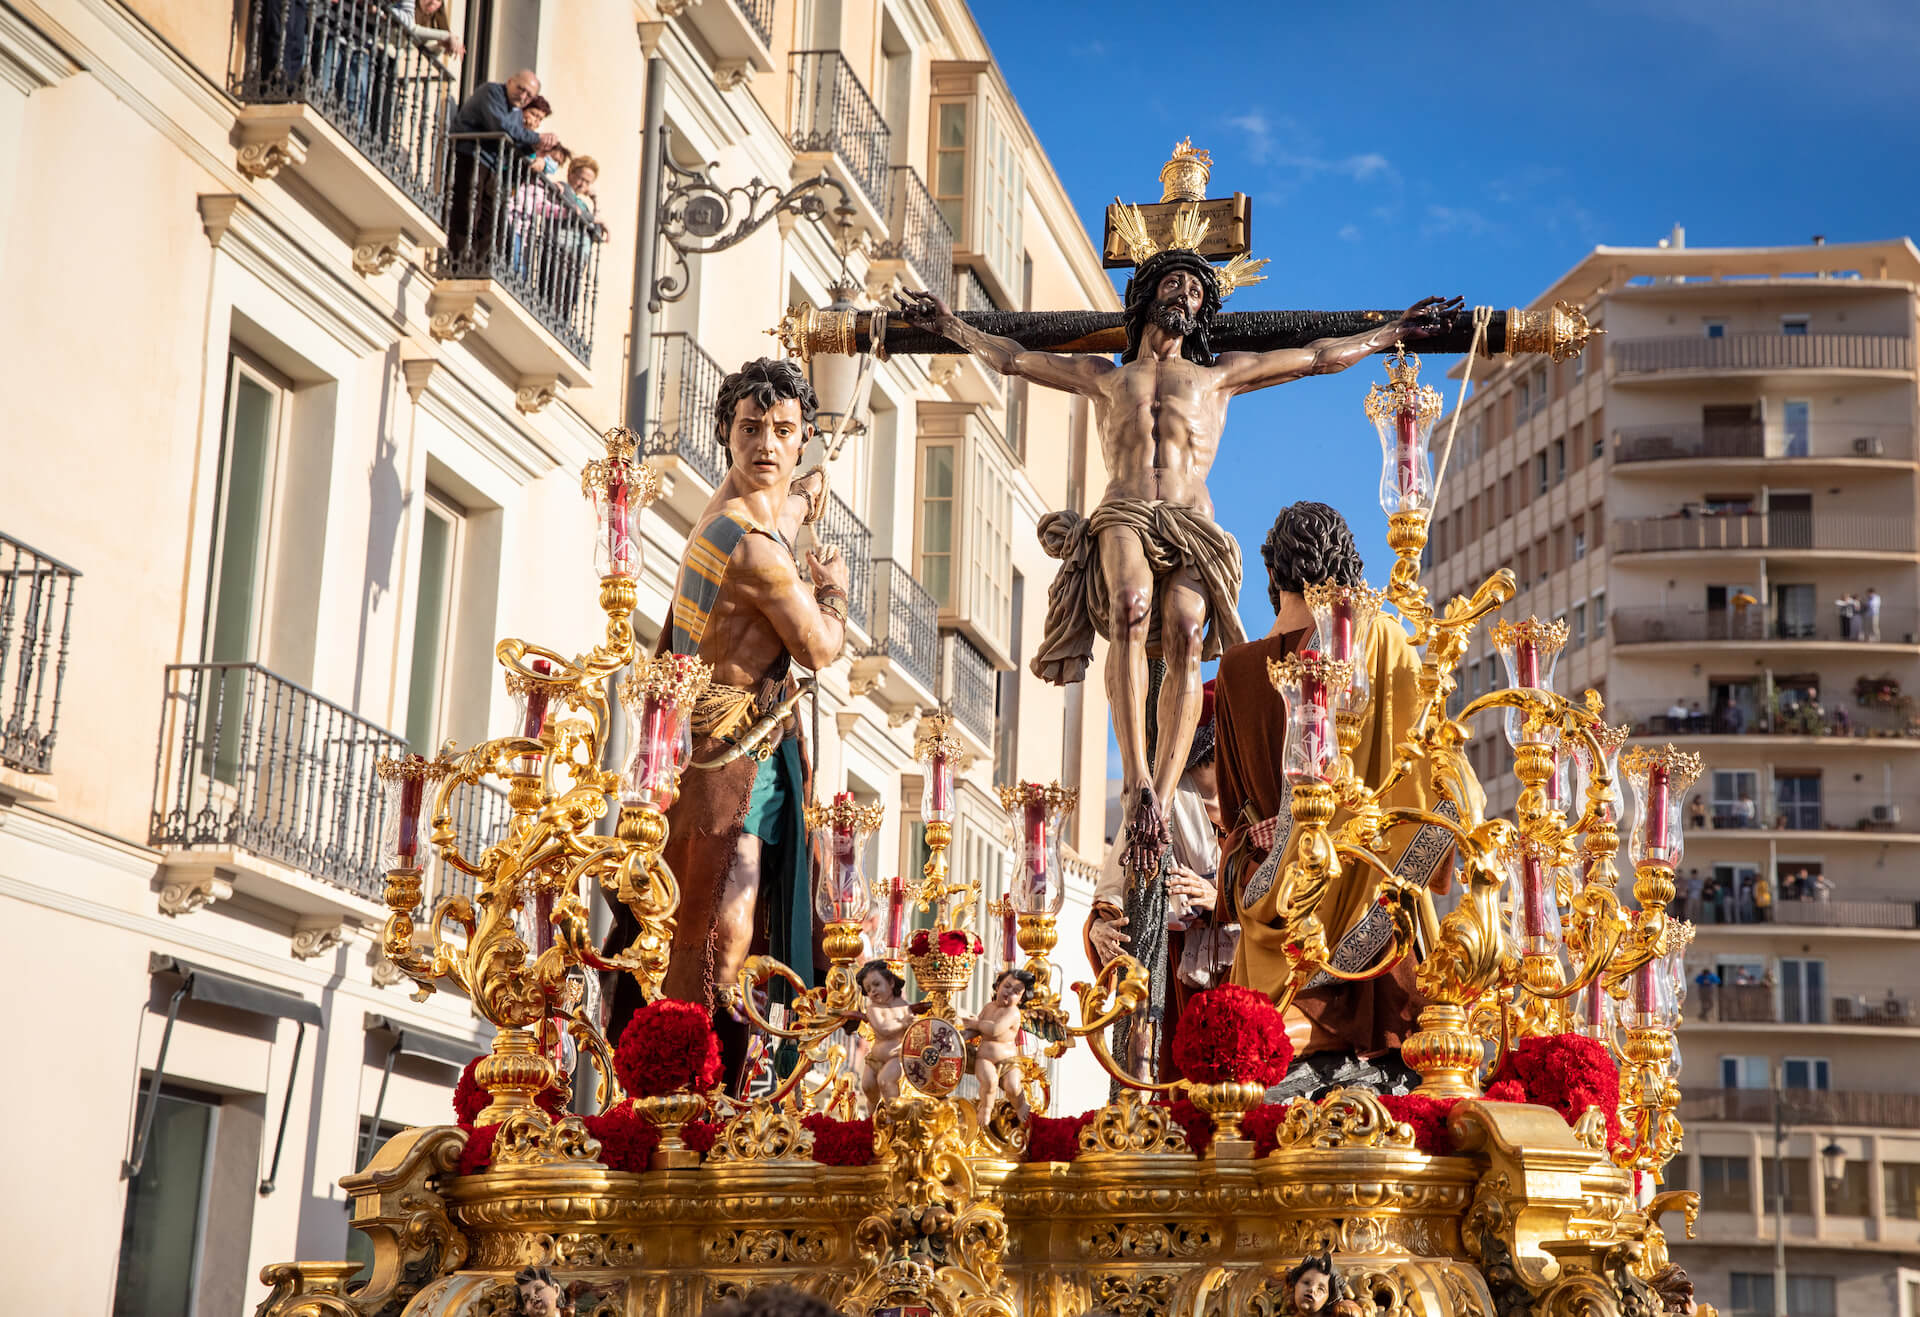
[0, 0, 1115, 1311]
[1427, 236, 1920, 1317]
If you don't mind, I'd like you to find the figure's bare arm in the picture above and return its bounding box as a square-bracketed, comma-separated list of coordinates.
[1214, 295, 1465, 395]
[895, 289, 1112, 395]
[729, 534, 848, 671]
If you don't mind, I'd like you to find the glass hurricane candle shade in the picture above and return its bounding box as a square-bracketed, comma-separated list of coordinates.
[881, 876, 910, 960]
[1508, 849, 1565, 959]
[1306, 584, 1382, 714]
[1364, 348, 1443, 515]
[1628, 949, 1685, 1032]
[1575, 977, 1614, 1040]
[377, 754, 443, 870]
[590, 464, 645, 579]
[995, 783, 1077, 916]
[808, 792, 885, 925]
[921, 748, 955, 825]
[617, 654, 710, 812]
[1493, 618, 1568, 749]
[1623, 747, 1702, 871]
[1269, 653, 1350, 786]
[507, 657, 562, 774]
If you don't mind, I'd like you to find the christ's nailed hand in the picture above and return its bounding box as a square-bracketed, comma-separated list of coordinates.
[894, 288, 950, 328]
[1398, 294, 1465, 340]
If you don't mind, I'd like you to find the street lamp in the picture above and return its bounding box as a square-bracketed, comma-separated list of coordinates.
[1770, 1075, 1845, 1317]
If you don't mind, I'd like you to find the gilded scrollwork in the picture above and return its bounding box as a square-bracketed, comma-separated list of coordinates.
[1277, 1088, 1417, 1151]
[1079, 1090, 1191, 1156]
[706, 1105, 812, 1163]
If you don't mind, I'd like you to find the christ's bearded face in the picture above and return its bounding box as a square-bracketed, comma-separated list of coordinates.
[1151, 269, 1207, 338]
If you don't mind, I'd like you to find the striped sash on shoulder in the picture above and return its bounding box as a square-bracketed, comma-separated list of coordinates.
[669, 513, 787, 655]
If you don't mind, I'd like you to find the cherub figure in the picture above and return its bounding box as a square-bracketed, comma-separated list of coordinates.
[514, 1265, 573, 1317]
[850, 959, 913, 1112]
[962, 968, 1037, 1119]
[1282, 1251, 1365, 1317]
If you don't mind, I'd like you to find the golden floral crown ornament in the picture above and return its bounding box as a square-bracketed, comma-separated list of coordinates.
[1363, 346, 1445, 425]
[1158, 136, 1212, 202]
[1491, 615, 1573, 666]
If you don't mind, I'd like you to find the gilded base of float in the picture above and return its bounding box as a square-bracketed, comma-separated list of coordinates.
[259, 1091, 1694, 1317]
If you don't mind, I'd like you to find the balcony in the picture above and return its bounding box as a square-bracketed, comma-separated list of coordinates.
[645, 331, 730, 495]
[0, 534, 78, 789]
[873, 166, 954, 306]
[150, 662, 402, 917]
[1615, 421, 1913, 465]
[1623, 698, 1918, 742]
[430, 133, 603, 391]
[812, 494, 873, 636]
[1611, 511, 1916, 556]
[1679, 1087, 1920, 1128]
[1691, 789, 1914, 837]
[1611, 606, 1918, 647]
[940, 631, 997, 751]
[789, 51, 891, 220]
[955, 266, 1004, 313]
[678, 0, 775, 81]
[1611, 333, 1913, 377]
[231, 0, 452, 264]
[1689, 899, 1917, 931]
[434, 778, 512, 908]
[851, 559, 940, 712]
[1692, 983, 1916, 1028]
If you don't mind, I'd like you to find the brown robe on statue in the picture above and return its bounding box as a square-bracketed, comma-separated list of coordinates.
[1217, 622, 1476, 1058]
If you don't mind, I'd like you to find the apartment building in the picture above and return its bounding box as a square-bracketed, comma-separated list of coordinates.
[1427, 235, 1920, 1317]
[0, 1, 1115, 1310]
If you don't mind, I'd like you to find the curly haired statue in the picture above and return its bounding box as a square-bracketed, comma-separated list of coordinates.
[1261, 500, 1367, 611]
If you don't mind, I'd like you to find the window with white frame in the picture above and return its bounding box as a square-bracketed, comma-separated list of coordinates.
[1591, 590, 1606, 637]
[919, 444, 956, 607]
[1782, 1056, 1831, 1091]
[916, 406, 1016, 659]
[978, 107, 1024, 295]
[406, 491, 464, 754]
[1720, 1055, 1768, 1089]
[1571, 603, 1587, 648]
[967, 444, 1014, 654]
[931, 100, 967, 239]
[205, 352, 288, 666]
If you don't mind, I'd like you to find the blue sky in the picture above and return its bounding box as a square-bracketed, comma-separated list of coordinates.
[970, 0, 1920, 654]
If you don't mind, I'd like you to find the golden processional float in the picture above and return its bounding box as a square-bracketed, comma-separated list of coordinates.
[253, 323, 1724, 1317]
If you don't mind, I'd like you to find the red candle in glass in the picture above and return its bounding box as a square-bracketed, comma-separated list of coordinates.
[1023, 798, 1049, 901]
[522, 657, 554, 739]
[1544, 748, 1564, 811]
[396, 770, 425, 867]
[1521, 854, 1551, 942]
[1515, 638, 1541, 688]
[1585, 979, 1608, 1030]
[607, 467, 633, 576]
[1645, 763, 1671, 855]
[1300, 665, 1332, 779]
[1001, 903, 1017, 965]
[883, 876, 907, 951]
[640, 693, 675, 793]
[1330, 596, 1355, 661]
[1632, 957, 1658, 1018]
[1396, 408, 1419, 499]
[928, 750, 953, 813]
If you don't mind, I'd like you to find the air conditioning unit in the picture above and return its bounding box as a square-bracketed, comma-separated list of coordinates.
[1854, 435, 1885, 456]
[1873, 804, 1901, 825]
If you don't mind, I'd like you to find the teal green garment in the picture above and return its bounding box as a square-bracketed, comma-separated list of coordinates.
[755, 736, 814, 995]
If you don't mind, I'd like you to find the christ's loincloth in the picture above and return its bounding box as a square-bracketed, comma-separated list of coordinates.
[1030, 498, 1247, 687]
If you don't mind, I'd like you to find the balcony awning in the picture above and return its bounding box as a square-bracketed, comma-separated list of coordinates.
[363, 1013, 476, 1068]
[147, 953, 323, 1025]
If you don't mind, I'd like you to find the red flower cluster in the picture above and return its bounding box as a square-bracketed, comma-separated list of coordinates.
[802, 1113, 877, 1166]
[581, 1103, 661, 1173]
[456, 1124, 498, 1176]
[613, 1000, 723, 1098]
[1165, 1097, 1214, 1157]
[1171, 985, 1294, 1086]
[1242, 1102, 1294, 1159]
[1024, 1111, 1096, 1162]
[452, 1056, 565, 1124]
[1379, 1094, 1460, 1156]
[908, 929, 984, 957]
[1486, 1033, 1624, 1148]
[681, 1119, 721, 1155]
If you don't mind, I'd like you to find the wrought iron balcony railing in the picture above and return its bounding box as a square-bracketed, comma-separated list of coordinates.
[788, 50, 891, 212]
[1684, 897, 1917, 930]
[150, 662, 404, 901]
[436, 132, 603, 362]
[233, 0, 454, 215]
[646, 332, 729, 487]
[1615, 421, 1914, 464]
[943, 632, 997, 746]
[1678, 1086, 1920, 1128]
[1612, 333, 1914, 375]
[1611, 605, 1918, 646]
[867, 559, 939, 694]
[1612, 511, 1916, 554]
[1688, 789, 1912, 834]
[733, 0, 774, 47]
[877, 166, 953, 306]
[1691, 982, 1915, 1027]
[956, 266, 1004, 313]
[813, 494, 873, 634]
[1621, 696, 1916, 741]
[434, 778, 512, 908]
[0, 533, 78, 775]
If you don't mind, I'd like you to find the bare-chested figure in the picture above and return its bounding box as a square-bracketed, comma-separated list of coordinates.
[961, 968, 1037, 1120]
[605, 358, 847, 1084]
[898, 262, 1458, 872]
[851, 960, 913, 1112]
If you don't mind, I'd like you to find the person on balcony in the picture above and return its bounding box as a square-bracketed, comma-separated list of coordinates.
[1216, 502, 1481, 1095]
[445, 69, 555, 271]
[1732, 791, 1756, 828]
[1836, 591, 1858, 640]
[603, 359, 842, 1087]
[1753, 873, 1773, 922]
[505, 142, 569, 285]
[1865, 587, 1883, 642]
[522, 94, 552, 132]
[1681, 868, 1704, 921]
[1687, 796, 1707, 831]
[389, 0, 464, 56]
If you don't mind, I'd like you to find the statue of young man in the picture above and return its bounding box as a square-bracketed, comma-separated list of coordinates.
[604, 358, 847, 1082]
[897, 263, 1459, 873]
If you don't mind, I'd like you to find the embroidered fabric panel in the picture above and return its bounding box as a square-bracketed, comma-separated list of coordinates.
[1303, 798, 1462, 990]
[1238, 780, 1294, 908]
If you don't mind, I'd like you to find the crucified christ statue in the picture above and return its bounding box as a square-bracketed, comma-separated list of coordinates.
[897, 258, 1459, 875]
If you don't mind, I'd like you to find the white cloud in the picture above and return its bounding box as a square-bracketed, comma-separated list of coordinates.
[1338, 223, 1362, 242]
[1228, 111, 1273, 164]
[1423, 204, 1490, 237]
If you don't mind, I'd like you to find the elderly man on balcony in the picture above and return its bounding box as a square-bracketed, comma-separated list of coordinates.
[445, 68, 555, 271]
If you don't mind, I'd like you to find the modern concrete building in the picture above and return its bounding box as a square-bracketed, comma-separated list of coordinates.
[0, 1, 1115, 1310]
[1427, 234, 1920, 1317]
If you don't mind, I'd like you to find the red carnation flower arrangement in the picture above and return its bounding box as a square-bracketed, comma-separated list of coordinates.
[681, 1119, 721, 1156]
[452, 1056, 567, 1125]
[456, 1124, 499, 1176]
[581, 1102, 662, 1173]
[1162, 1097, 1298, 1159]
[1165, 1096, 1214, 1157]
[909, 929, 984, 957]
[613, 999, 723, 1098]
[1023, 1110, 1096, 1163]
[1486, 1032, 1623, 1149]
[802, 1114, 877, 1167]
[1171, 985, 1294, 1086]
[1378, 1094, 1459, 1156]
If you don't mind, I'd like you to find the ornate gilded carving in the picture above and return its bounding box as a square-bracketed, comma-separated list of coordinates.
[1278, 1088, 1416, 1151]
[1078, 1090, 1190, 1156]
[707, 1105, 811, 1163]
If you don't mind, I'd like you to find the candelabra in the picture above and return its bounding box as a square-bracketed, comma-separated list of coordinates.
[375, 428, 712, 1129]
